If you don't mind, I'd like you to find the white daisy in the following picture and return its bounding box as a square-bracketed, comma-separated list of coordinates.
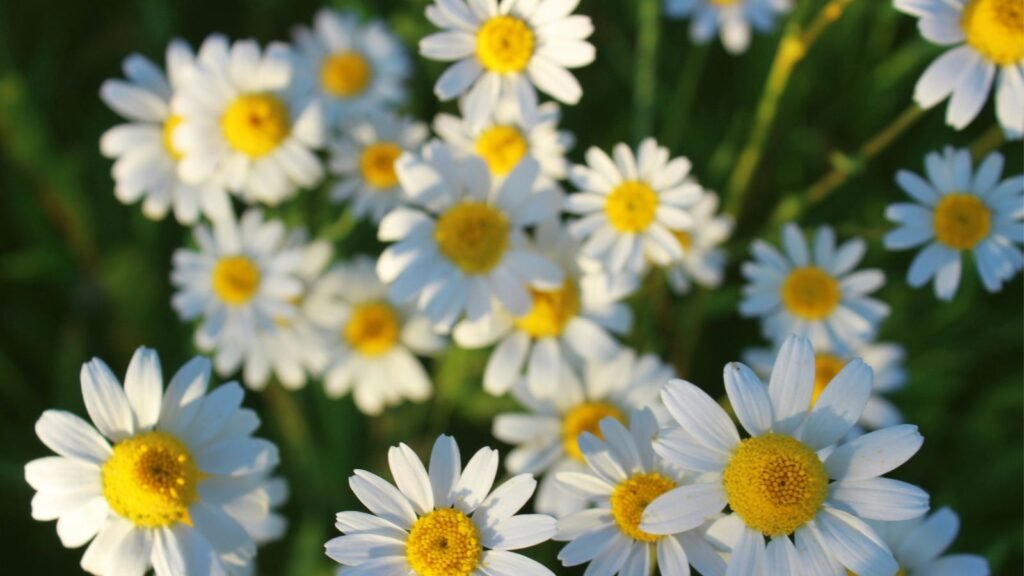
[376, 140, 564, 333]
[99, 40, 232, 224]
[454, 217, 637, 397]
[884, 146, 1023, 300]
[664, 0, 794, 55]
[419, 0, 596, 127]
[492, 348, 674, 518]
[324, 435, 557, 576]
[319, 256, 447, 416]
[739, 223, 890, 349]
[172, 35, 325, 206]
[292, 8, 410, 127]
[868, 508, 990, 576]
[894, 0, 1023, 136]
[554, 408, 728, 576]
[25, 347, 284, 575]
[328, 111, 428, 223]
[565, 138, 705, 274]
[640, 335, 930, 576]
[661, 192, 733, 295]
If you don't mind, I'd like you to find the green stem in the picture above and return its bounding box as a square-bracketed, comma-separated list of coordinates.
[969, 124, 1005, 160]
[663, 45, 710, 150]
[633, 0, 661, 143]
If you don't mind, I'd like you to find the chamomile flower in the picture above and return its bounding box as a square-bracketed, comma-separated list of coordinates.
[419, 0, 596, 127]
[884, 147, 1024, 300]
[324, 435, 557, 576]
[172, 35, 324, 206]
[328, 111, 428, 223]
[566, 138, 705, 274]
[640, 335, 929, 576]
[868, 508, 990, 576]
[894, 0, 1023, 136]
[664, 0, 794, 55]
[554, 409, 727, 576]
[25, 347, 284, 575]
[99, 40, 231, 224]
[740, 223, 890, 349]
[376, 141, 564, 333]
[660, 192, 733, 295]
[292, 8, 410, 127]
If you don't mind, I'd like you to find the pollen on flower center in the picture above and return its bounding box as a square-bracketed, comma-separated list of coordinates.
[101, 431, 200, 528]
[932, 193, 992, 250]
[475, 125, 529, 176]
[709, 0, 742, 5]
[476, 16, 535, 73]
[221, 93, 290, 157]
[405, 508, 482, 576]
[360, 142, 403, 189]
[962, 0, 1024, 66]
[514, 279, 581, 338]
[212, 256, 261, 305]
[610, 473, 677, 543]
[780, 266, 841, 321]
[722, 434, 828, 536]
[812, 354, 847, 406]
[321, 51, 373, 97]
[605, 180, 660, 233]
[561, 402, 625, 462]
[434, 202, 510, 274]
[162, 115, 185, 161]
[344, 302, 400, 356]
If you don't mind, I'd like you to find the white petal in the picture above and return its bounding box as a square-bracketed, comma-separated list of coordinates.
[388, 443, 434, 515]
[123, 347, 163, 431]
[824, 424, 923, 481]
[724, 362, 773, 437]
[828, 477, 930, 521]
[639, 482, 727, 535]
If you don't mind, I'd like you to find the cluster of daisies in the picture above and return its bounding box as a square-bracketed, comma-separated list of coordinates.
[24, 0, 1022, 574]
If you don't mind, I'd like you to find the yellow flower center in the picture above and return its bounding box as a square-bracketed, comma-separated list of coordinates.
[406, 508, 482, 576]
[812, 354, 847, 407]
[605, 181, 659, 233]
[211, 256, 261, 306]
[344, 302, 401, 357]
[672, 230, 693, 252]
[514, 280, 580, 338]
[709, 0, 741, 5]
[101, 431, 200, 528]
[360, 142, 403, 189]
[321, 51, 373, 97]
[561, 402, 625, 462]
[162, 115, 184, 161]
[780, 267, 841, 321]
[962, 0, 1024, 65]
[475, 125, 529, 176]
[932, 193, 992, 251]
[221, 94, 290, 158]
[476, 16, 535, 73]
[434, 202, 510, 274]
[610, 473, 677, 543]
[723, 434, 828, 536]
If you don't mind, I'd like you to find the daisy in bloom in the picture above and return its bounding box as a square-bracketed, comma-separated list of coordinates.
[566, 138, 705, 274]
[171, 209, 307, 389]
[894, 0, 1023, 136]
[492, 348, 674, 517]
[292, 8, 410, 126]
[740, 223, 890, 349]
[660, 192, 734, 295]
[172, 35, 324, 206]
[454, 217, 637, 397]
[884, 147, 1023, 300]
[324, 435, 557, 575]
[419, 0, 596, 127]
[99, 40, 232, 224]
[25, 347, 284, 575]
[319, 257, 447, 416]
[868, 508, 990, 575]
[639, 335, 930, 575]
[328, 111, 428, 223]
[663, 0, 793, 55]
[377, 141, 564, 333]
[554, 408, 728, 575]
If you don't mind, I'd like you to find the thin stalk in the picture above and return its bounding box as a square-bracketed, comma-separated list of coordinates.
[663, 45, 710, 150]
[633, 0, 661, 143]
[969, 124, 1005, 160]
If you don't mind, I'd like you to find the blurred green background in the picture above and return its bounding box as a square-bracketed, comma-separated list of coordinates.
[1, 0, 1021, 574]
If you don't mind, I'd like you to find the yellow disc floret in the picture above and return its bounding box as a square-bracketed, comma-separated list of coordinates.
[610, 472, 677, 543]
[360, 142, 403, 189]
[514, 280, 581, 338]
[162, 115, 185, 161]
[932, 193, 992, 251]
[102, 431, 200, 528]
[561, 402, 625, 462]
[222, 94, 290, 157]
[812, 354, 847, 406]
[605, 181, 659, 233]
[475, 125, 529, 176]
[723, 434, 829, 536]
[321, 51, 373, 97]
[962, 0, 1024, 66]
[780, 267, 841, 321]
[672, 229, 694, 252]
[344, 302, 401, 357]
[406, 508, 482, 576]
[709, 0, 741, 5]
[212, 256, 261, 306]
[434, 202, 510, 274]
[477, 16, 536, 73]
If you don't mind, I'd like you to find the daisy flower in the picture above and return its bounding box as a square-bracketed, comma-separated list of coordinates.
[740, 223, 890, 349]
[554, 408, 728, 576]
[377, 141, 564, 333]
[664, 0, 794, 55]
[454, 217, 637, 397]
[324, 435, 557, 576]
[492, 348, 674, 517]
[319, 257, 447, 416]
[328, 111, 428, 223]
[660, 192, 733, 295]
[292, 8, 410, 127]
[25, 347, 284, 575]
[565, 138, 705, 274]
[640, 335, 930, 575]
[99, 40, 232, 224]
[172, 35, 324, 206]
[869, 508, 990, 576]
[419, 0, 596, 127]
[894, 0, 1023, 136]
[884, 146, 1023, 300]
